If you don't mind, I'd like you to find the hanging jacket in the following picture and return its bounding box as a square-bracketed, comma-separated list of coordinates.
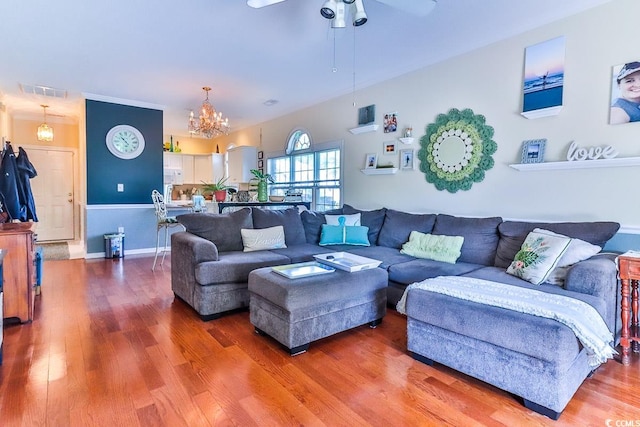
[0, 144, 23, 221]
[16, 147, 38, 221]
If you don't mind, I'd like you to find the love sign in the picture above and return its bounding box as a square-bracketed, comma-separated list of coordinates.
[566, 141, 618, 161]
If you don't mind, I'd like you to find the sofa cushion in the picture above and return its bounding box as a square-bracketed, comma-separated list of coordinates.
[241, 225, 286, 252]
[388, 258, 484, 285]
[494, 221, 620, 269]
[344, 245, 417, 270]
[433, 214, 502, 266]
[300, 208, 343, 245]
[251, 208, 306, 246]
[343, 204, 387, 245]
[195, 250, 290, 285]
[506, 230, 571, 285]
[400, 231, 464, 264]
[177, 208, 253, 252]
[377, 209, 437, 249]
[269, 243, 335, 264]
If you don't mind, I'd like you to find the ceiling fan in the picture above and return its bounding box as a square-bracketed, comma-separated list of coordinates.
[247, 0, 437, 27]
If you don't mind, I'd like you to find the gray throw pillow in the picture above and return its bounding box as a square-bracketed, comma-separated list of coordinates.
[494, 221, 620, 269]
[251, 208, 306, 246]
[433, 214, 502, 266]
[378, 209, 437, 249]
[343, 204, 387, 245]
[177, 208, 253, 252]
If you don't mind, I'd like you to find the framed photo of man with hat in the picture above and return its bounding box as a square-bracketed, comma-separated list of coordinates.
[610, 61, 640, 125]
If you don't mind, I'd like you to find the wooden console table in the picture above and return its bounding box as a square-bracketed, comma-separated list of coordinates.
[617, 255, 640, 365]
[217, 201, 310, 214]
[0, 223, 37, 323]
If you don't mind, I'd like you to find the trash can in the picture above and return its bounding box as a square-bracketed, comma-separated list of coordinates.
[104, 233, 125, 259]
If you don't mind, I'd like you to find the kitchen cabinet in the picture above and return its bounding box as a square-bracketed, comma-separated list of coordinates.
[226, 146, 257, 185]
[163, 153, 225, 185]
[0, 223, 37, 323]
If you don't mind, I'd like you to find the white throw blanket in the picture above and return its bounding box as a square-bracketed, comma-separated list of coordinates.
[396, 276, 616, 367]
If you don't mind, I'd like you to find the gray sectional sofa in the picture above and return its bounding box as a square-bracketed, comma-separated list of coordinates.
[171, 205, 620, 419]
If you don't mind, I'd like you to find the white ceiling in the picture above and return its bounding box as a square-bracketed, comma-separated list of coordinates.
[0, 0, 612, 136]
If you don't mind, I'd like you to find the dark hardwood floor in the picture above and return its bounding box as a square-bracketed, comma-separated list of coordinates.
[1, 256, 639, 426]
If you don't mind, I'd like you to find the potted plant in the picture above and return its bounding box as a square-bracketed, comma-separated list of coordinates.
[250, 169, 274, 202]
[201, 177, 230, 202]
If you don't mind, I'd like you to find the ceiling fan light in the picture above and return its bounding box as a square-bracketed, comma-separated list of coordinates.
[342, 0, 355, 3]
[351, 0, 367, 26]
[320, 0, 337, 19]
[331, 2, 346, 28]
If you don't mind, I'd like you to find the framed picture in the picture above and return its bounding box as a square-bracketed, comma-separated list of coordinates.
[400, 149, 414, 170]
[383, 111, 398, 133]
[365, 153, 378, 169]
[258, 159, 264, 168]
[610, 61, 640, 125]
[258, 150, 264, 159]
[383, 141, 397, 155]
[358, 104, 375, 125]
[520, 139, 546, 164]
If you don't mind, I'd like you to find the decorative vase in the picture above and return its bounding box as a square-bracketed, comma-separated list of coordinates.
[257, 181, 268, 202]
[214, 190, 227, 202]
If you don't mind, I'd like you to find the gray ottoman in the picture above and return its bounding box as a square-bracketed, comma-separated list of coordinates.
[248, 265, 388, 355]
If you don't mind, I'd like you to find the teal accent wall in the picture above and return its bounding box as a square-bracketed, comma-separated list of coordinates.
[86, 100, 163, 204]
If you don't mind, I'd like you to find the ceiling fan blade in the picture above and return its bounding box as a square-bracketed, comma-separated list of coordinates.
[374, 0, 437, 16]
[247, 0, 286, 8]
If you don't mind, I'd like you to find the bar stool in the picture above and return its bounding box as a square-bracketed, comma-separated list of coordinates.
[151, 189, 183, 270]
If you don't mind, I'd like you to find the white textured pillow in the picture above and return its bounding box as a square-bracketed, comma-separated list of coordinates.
[325, 213, 361, 226]
[533, 228, 601, 285]
[241, 226, 286, 252]
[506, 230, 571, 285]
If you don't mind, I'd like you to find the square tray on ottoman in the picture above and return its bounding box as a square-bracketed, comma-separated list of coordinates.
[248, 264, 388, 355]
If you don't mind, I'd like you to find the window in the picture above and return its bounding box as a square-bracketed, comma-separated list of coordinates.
[267, 137, 342, 211]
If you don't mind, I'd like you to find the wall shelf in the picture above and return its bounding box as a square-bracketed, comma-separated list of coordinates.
[349, 124, 379, 135]
[361, 167, 398, 175]
[398, 137, 414, 144]
[509, 156, 640, 171]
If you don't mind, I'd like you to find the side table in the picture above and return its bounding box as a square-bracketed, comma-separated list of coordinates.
[617, 255, 640, 365]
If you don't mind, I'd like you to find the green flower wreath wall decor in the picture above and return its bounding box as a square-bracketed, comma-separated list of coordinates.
[418, 108, 497, 193]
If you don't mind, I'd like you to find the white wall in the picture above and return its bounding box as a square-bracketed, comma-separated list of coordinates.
[229, 0, 640, 231]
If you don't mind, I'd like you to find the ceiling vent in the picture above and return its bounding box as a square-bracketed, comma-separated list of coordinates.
[19, 83, 68, 99]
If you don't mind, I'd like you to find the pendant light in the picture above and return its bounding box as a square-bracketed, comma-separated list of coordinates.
[37, 104, 54, 141]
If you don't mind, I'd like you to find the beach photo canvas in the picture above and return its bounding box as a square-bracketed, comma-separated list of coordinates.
[522, 36, 565, 118]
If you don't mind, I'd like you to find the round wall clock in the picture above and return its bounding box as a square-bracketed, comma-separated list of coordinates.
[105, 125, 145, 159]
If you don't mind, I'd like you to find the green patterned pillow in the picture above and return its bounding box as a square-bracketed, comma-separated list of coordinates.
[400, 231, 464, 264]
[506, 230, 571, 285]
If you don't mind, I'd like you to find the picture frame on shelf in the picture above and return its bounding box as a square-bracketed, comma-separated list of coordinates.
[358, 104, 375, 125]
[383, 141, 397, 155]
[365, 153, 378, 169]
[400, 149, 414, 170]
[520, 139, 547, 164]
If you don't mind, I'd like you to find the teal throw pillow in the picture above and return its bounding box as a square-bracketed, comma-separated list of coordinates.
[319, 224, 370, 246]
[400, 231, 464, 264]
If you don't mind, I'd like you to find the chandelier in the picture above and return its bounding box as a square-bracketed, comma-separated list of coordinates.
[188, 86, 230, 138]
[37, 104, 54, 141]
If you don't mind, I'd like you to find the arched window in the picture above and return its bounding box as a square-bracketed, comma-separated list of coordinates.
[285, 128, 311, 154]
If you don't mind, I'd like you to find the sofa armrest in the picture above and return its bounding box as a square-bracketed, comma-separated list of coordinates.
[172, 231, 219, 263]
[171, 231, 219, 306]
[564, 253, 619, 336]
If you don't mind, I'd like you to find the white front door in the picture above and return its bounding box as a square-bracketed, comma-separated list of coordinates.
[26, 148, 75, 241]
